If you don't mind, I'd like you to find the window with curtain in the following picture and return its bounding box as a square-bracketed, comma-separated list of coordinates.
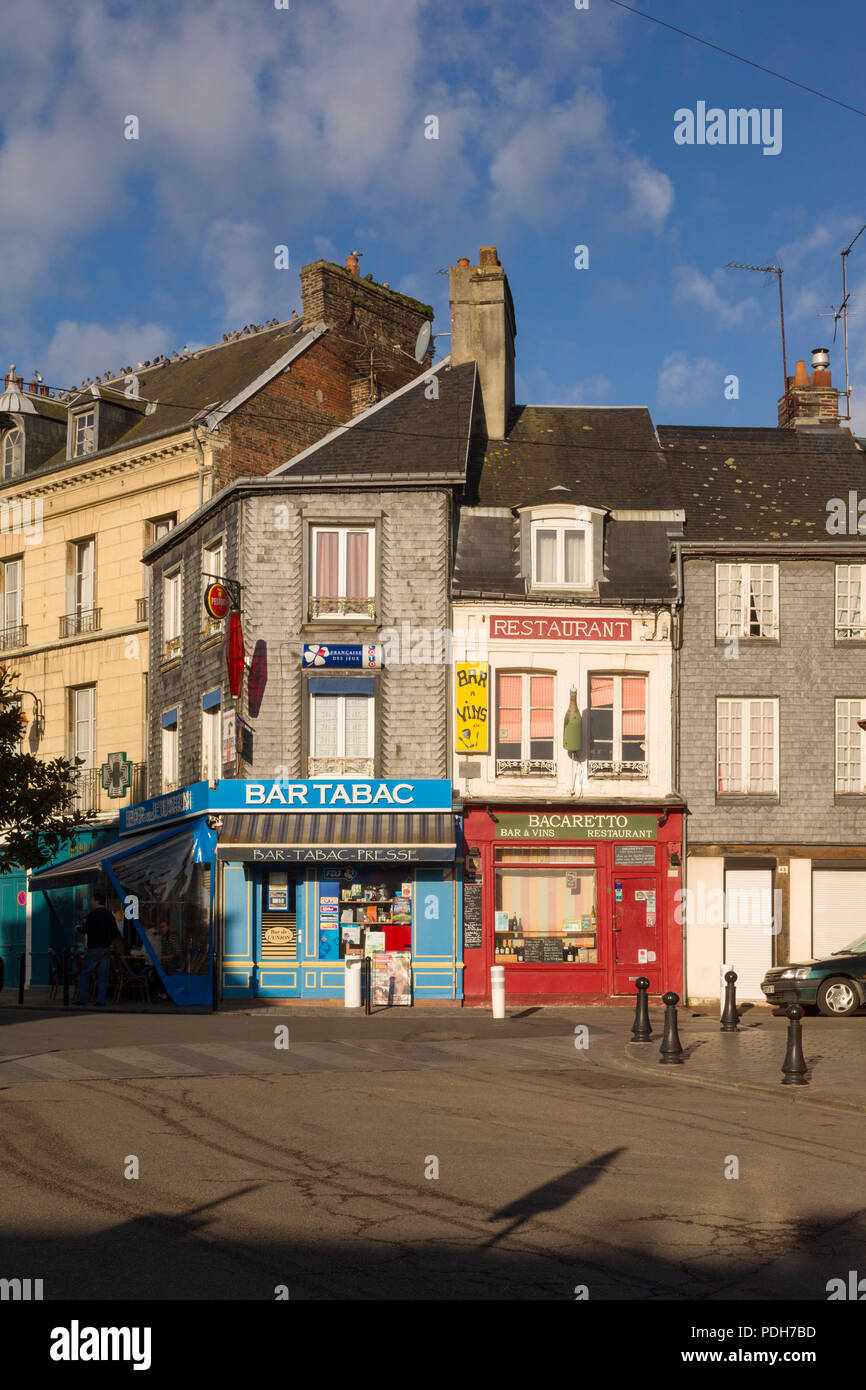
[717, 697, 777, 794]
[836, 565, 866, 640]
[589, 674, 647, 770]
[2, 558, 22, 637]
[162, 712, 179, 792]
[835, 699, 866, 793]
[716, 563, 778, 639]
[310, 526, 375, 617]
[163, 568, 182, 658]
[201, 539, 225, 634]
[202, 704, 221, 781]
[495, 672, 555, 774]
[309, 692, 374, 774]
[530, 521, 590, 588]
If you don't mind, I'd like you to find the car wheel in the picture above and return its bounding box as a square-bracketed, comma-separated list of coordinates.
[816, 977, 860, 1017]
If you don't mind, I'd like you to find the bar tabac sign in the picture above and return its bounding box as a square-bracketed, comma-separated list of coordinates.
[455, 662, 489, 754]
[496, 813, 656, 841]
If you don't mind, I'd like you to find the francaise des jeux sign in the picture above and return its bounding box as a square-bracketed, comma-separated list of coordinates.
[497, 813, 656, 841]
[490, 615, 632, 641]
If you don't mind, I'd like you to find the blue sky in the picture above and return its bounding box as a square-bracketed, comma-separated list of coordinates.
[2, 0, 865, 429]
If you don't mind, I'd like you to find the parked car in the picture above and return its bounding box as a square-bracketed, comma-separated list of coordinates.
[761, 933, 866, 1016]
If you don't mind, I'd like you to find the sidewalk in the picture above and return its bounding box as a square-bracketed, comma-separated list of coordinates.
[605, 1004, 866, 1114]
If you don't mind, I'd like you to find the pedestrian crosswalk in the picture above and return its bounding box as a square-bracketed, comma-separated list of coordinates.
[0, 1033, 580, 1085]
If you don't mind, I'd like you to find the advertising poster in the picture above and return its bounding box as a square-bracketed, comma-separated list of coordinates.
[455, 662, 489, 753]
[371, 950, 412, 1006]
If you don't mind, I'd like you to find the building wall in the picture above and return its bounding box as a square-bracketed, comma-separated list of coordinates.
[0, 439, 204, 820]
[148, 487, 452, 789]
[451, 603, 674, 801]
[680, 557, 866, 844]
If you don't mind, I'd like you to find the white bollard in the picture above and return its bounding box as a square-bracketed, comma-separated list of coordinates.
[491, 964, 505, 1019]
[344, 955, 362, 1008]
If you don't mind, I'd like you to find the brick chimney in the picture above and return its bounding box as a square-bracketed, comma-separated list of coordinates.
[778, 348, 841, 430]
[449, 246, 516, 439]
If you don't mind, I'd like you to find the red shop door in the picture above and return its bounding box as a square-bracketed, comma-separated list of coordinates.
[613, 876, 661, 993]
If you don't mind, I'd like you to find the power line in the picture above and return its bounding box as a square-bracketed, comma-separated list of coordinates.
[606, 0, 866, 118]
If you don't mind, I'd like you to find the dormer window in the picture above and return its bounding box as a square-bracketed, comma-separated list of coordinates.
[1, 427, 23, 479]
[72, 409, 96, 458]
[520, 503, 600, 593]
[532, 520, 589, 587]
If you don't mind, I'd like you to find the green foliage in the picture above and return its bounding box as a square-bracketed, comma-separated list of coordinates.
[0, 666, 89, 874]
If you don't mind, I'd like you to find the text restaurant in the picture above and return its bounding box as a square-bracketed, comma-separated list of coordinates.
[461, 804, 685, 1004]
[32, 778, 462, 1006]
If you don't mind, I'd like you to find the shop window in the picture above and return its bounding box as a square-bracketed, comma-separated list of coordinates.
[716, 563, 778, 639]
[588, 675, 647, 776]
[309, 689, 374, 776]
[717, 697, 778, 794]
[836, 565, 866, 640]
[495, 672, 555, 777]
[835, 699, 866, 793]
[494, 847, 597, 963]
[309, 526, 375, 619]
[335, 868, 413, 958]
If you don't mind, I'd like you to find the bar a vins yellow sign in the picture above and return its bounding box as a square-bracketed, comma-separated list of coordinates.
[455, 663, 489, 754]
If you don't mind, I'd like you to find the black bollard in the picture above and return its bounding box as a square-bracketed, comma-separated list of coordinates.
[364, 955, 372, 1016]
[720, 969, 739, 1032]
[62, 949, 70, 1009]
[781, 1003, 808, 1086]
[17, 951, 25, 1005]
[631, 976, 652, 1042]
[659, 990, 684, 1064]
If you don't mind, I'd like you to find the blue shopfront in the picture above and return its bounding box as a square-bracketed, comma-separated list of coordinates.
[31, 778, 463, 1005]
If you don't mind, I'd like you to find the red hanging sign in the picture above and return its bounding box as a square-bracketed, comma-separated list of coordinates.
[226, 610, 246, 698]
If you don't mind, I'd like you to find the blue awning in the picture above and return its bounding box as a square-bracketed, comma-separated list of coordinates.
[29, 821, 210, 890]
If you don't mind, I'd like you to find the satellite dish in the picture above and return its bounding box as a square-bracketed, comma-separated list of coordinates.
[414, 321, 432, 363]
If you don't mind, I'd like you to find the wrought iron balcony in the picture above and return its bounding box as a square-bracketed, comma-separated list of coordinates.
[495, 758, 557, 778]
[308, 595, 376, 620]
[308, 756, 374, 778]
[0, 623, 27, 650]
[72, 768, 101, 815]
[587, 760, 648, 778]
[60, 608, 101, 638]
[136, 597, 148, 622]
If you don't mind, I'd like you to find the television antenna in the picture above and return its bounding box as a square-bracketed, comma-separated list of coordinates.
[726, 261, 787, 399]
[838, 223, 866, 421]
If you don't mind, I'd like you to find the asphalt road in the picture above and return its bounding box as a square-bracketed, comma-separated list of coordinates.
[0, 1006, 863, 1300]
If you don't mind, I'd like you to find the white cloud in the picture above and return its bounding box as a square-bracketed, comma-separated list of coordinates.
[657, 351, 720, 409]
[41, 320, 174, 391]
[673, 267, 758, 329]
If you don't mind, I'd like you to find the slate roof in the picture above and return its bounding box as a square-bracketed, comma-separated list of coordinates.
[454, 404, 681, 602]
[658, 424, 866, 542]
[273, 361, 478, 481]
[33, 320, 310, 476]
[470, 405, 676, 509]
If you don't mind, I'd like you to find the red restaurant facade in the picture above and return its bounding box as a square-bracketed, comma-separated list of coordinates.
[462, 802, 685, 1004]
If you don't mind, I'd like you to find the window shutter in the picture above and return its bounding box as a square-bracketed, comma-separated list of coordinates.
[519, 513, 530, 587]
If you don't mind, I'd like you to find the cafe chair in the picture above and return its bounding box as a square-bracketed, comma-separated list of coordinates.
[114, 955, 151, 1004]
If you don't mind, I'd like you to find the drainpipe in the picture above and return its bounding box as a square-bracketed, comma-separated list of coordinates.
[671, 540, 688, 1000]
[191, 426, 207, 508]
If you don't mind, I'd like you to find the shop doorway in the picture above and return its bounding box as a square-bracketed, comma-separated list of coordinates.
[255, 870, 299, 998]
[613, 875, 660, 992]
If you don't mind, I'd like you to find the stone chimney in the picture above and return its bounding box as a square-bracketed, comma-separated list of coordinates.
[778, 348, 841, 430]
[449, 246, 516, 440]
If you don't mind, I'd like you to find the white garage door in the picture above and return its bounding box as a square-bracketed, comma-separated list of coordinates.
[723, 868, 774, 1001]
[812, 870, 866, 958]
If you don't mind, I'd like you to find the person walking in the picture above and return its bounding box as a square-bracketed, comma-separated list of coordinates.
[75, 892, 120, 1007]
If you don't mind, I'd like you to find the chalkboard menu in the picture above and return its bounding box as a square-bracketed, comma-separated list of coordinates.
[464, 883, 483, 948]
[614, 844, 656, 866]
[523, 936, 564, 962]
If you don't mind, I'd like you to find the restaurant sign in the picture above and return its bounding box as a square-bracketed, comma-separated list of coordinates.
[490, 615, 632, 641]
[496, 813, 656, 841]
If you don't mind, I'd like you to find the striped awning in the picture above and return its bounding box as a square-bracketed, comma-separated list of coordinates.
[215, 812, 455, 863]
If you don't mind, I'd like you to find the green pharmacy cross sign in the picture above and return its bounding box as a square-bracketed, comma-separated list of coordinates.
[101, 751, 132, 799]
